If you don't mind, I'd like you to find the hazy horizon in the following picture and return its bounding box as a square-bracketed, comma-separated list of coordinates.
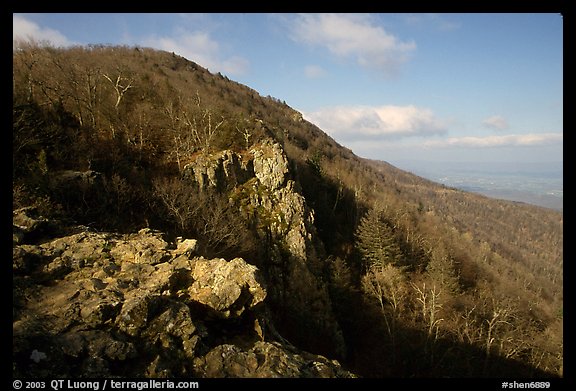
[390, 159, 563, 211]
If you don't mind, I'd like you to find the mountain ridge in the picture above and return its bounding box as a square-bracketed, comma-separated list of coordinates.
[12, 43, 562, 378]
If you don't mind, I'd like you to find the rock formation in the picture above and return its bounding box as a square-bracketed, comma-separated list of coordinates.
[13, 221, 354, 378]
[182, 140, 346, 358]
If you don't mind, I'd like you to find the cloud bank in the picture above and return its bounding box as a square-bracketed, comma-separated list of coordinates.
[13, 15, 73, 48]
[423, 133, 563, 148]
[289, 13, 416, 76]
[303, 105, 448, 140]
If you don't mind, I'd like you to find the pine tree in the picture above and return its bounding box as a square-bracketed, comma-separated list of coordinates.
[426, 246, 460, 296]
[355, 207, 402, 268]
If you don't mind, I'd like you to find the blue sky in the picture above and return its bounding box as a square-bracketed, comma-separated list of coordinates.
[13, 13, 563, 168]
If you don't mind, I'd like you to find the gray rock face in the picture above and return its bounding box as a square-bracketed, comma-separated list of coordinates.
[183, 150, 253, 189]
[181, 140, 346, 359]
[13, 228, 262, 376]
[13, 227, 353, 378]
[187, 257, 266, 318]
[251, 140, 289, 191]
[183, 140, 290, 192]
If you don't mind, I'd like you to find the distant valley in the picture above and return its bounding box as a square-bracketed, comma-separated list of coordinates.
[393, 160, 563, 211]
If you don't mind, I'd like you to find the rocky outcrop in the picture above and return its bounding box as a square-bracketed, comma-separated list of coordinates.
[182, 150, 253, 190]
[183, 140, 346, 359]
[50, 170, 102, 187]
[13, 227, 354, 378]
[251, 141, 289, 190]
[194, 341, 354, 378]
[187, 257, 266, 318]
[12, 140, 352, 378]
[13, 206, 54, 245]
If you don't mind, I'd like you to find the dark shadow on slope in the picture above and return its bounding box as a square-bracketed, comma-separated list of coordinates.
[329, 282, 560, 378]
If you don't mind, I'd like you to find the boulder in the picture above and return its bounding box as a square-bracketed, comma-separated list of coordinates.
[186, 257, 266, 318]
[174, 237, 198, 258]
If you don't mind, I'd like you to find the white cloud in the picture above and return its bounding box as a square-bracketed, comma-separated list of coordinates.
[13, 15, 73, 48]
[303, 105, 448, 140]
[145, 30, 249, 76]
[423, 133, 563, 148]
[290, 13, 416, 76]
[304, 64, 327, 78]
[482, 115, 510, 131]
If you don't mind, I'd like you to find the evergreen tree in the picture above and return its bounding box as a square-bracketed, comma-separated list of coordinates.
[426, 247, 460, 296]
[355, 207, 402, 268]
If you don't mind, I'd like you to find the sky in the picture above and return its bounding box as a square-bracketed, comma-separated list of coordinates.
[13, 13, 563, 168]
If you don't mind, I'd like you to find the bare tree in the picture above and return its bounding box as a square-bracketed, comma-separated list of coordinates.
[484, 300, 512, 359]
[413, 282, 444, 342]
[152, 177, 255, 257]
[163, 93, 227, 170]
[454, 305, 480, 345]
[103, 72, 134, 110]
[13, 40, 41, 102]
[236, 124, 252, 150]
[181, 93, 225, 151]
[362, 263, 408, 365]
[152, 177, 200, 232]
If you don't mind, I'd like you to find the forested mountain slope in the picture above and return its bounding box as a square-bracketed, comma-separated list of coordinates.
[13, 44, 563, 378]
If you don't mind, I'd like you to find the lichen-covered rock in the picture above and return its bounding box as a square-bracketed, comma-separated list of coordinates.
[183, 150, 253, 189]
[65, 330, 137, 361]
[182, 140, 289, 192]
[110, 228, 171, 265]
[13, 244, 45, 274]
[79, 289, 124, 327]
[251, 141, 289, 191]
[13, 206, 47, 233]
[182, 141, 346, 359]
[238, 165, 345, 358]
[174, 237, 198, 257]
[271, 181, 315, 260]
[12, 140, 355, 378]
[195, 341, 355, 378]
[186, 257, 266, 318]
[142, 301, 197, 346]
[13, 228, 312, 378]
[116, 291, 161, 336]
